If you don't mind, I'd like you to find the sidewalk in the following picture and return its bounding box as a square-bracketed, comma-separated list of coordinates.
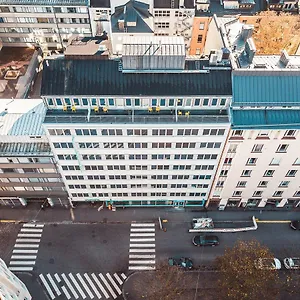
[0, 203, 299, 224]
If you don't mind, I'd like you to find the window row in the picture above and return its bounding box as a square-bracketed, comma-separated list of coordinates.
[232, 190, 300, 198]
[0, 6, 87, 13]
[232, 130, 297, 139]
[70, 192, 207, 198]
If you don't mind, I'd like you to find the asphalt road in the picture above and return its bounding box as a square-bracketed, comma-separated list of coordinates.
[1, 220, 300, 300]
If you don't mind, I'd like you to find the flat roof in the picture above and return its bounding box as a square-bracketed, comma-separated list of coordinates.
[41, 58, 232, 96]
[154, 0, 195, 9]
[0, 0, 88, 5]
[0, 99, 46, 136]
[90, 0, 110, 7]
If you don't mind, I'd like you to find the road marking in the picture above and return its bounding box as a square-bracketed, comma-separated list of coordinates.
[131, 223, 155, 227]
[16, 238, 40, 243]
[20, 228, 43, 232]
[91, 273, 109, 299]
[121, 273, 127, 280]
[77, 273, 94, 299]
[99, 273, 117, 299]
[129, 254, 155, 259]
[129, 249, 155, 253]
[62, 273, 79, 299]
[130, 244, 155, 248]
[129, 266, 156, 270]
[84, 273, 102, 299]
[255, 220, 291, 223]
[14, 244, 39, 248]
[130, 238, 155, 242]
[130, 228, 155, 232]
[69, 273, 85, 299]
[9, 266, 33, 271]
[47, 274, 61, 296]
[39, 274, 55, 300]
[130, 233, 155, 237]
[54, 273, 61, 282]
[13, 249, 38, 253]
[113, 273, 123, 285]
[106, 273, 122, 295]
[61, 286, 71, 300]
[23, 224, 44, 228]
[18, 233, 42, 238]
[11, 255, 37, 259]
[10, 261, 35, 265]
[129, 260, 155, 264]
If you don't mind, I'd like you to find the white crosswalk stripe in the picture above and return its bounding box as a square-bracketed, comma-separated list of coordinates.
[40, 273, 125, 299]
[9, 223, 44, 272]
[129, 222, 156, 271]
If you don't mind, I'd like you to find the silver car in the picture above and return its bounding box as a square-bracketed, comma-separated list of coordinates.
[284, 258, 300, 270]
[255, 258, 281, 270]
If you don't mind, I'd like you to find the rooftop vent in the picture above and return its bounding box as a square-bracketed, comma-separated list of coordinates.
[241, 25, 254, 41]
[279, 49, 290, 67]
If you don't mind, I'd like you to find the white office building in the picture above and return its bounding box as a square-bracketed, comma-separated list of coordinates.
[41, 36, 232, 208]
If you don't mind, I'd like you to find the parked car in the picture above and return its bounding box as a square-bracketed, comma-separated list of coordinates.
[192, 235, 219, 247]
[284, 258, 300, 269]
[255, 258, 281, 270]
[168, 257, 193, 269]
[290, 220, 300, 230]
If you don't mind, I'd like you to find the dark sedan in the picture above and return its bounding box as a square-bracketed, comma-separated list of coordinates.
[192, 235, 219, 246]
[290, 220, 300, 230]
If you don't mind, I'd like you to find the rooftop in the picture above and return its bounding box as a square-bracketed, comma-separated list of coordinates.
[90, 0, 110, 7]
[0, 99, 46, 136]
[231, 108, 300, 129]
[154, 0, 195, 9]
[41, 58, 232, 96]
[0, 0, 88, 5]
[0, 47, 40, 99]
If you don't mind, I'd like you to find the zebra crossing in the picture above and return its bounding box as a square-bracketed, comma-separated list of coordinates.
[9, 223, 44, 272]
[39, 272, 127, 299]
[129, 222, 156, 271]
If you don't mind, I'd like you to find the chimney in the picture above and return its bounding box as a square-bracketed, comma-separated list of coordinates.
[279, 49, 290, 67]
[118, 19, 125, 31]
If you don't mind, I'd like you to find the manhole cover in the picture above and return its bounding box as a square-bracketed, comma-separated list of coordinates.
[49, 258, 55, 264]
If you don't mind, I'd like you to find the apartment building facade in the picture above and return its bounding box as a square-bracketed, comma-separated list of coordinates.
[0, 0, 92, 49]
[41, 37, 232, 208]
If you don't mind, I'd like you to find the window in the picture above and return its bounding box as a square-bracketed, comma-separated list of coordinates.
[100, 98, 105, 106]
[286, 170, 297, 177]
[203, 99, 209, 106]
[233, 191, 242, 197]
[241, 170, 252, 177]
[293, 158, 300, 165]
[233, 130, 243, 136]
[228, 144, 237, 153]
[258, 181, 268, 187]
[216, 181, 224, 187]
[237, 181, 247, 187]
[169, 99, 175, 106]
[125, 98, 131, 106]
[108, 98, 114, 106]
[134, 98, 140, 106]
[279, 181, 290, 187]
[252, 144, 263, 153]
[276, 144, 288, 153]
[212, 98, 218, 106]
[284, 130, 296, 137]
[220, 170, 228, 176]
[199, 22, 205, 30]
[247, 158, 257, 165]
[224, 158, 232, 164]
[155, 22, 170, 28]
[273, 191, 283, 197]
[197, 35, 203, 43]
[257, 131, 269, 138]
[220, 98, 226, 106]
[194, 99, 200, 106]
[160, 99, 166, 106]
[270, 158, 281, 165]
[294, 191, 300, 197]
[253, 191, 263, 197]
[264, 170, 274, 177]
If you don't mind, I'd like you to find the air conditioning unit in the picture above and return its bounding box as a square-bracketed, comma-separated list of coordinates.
[209, 54, 218, 65]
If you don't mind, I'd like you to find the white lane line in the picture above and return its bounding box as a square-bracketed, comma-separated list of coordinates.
[113, 273, 122, 285]
[13, 249, 38, 253]
[39, 274, 55, 300]
[121, 273, 127, 280]
[9, 266, 33, 271]
[130, 228, 155, 232]
[77, 273, 94, 299]
[129, 260, 155, 264]
[18, 233, 42, 238]
[91, 273, 109, 299]
[14, 244, 39, 248]
[61, 286, 71, 300]
[54, 273, 61, 282]
[129, 255, 155, 259]
[129, 249, 155, 253]
[47, 274, 61, 296]
[10, 261, 35, 265]
[130, 238, 155, 242]
[130, 233, 155, 237]
[99, 273, 117, 299]
[129, 244, 155, 248]
[23, 224, 44, 228]
[16, 239, 41, 243]
[84, 273, 101, 299]
[129, 266, 156, 270]
[20, 228, 43, 232]
[131, 223, 155, 227]
[106, 273, 122, 295]
[11, 255, 37, 260]
[68, 273, 85, 299]
[62, 273, 79, 299]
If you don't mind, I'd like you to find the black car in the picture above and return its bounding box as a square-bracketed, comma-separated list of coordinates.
[168, 257, 193, 269]
[290, 220, 300, 230]
[192, 235, 219, 246]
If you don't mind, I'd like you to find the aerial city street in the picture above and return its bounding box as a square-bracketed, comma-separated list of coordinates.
[0, 0, 300, 299]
